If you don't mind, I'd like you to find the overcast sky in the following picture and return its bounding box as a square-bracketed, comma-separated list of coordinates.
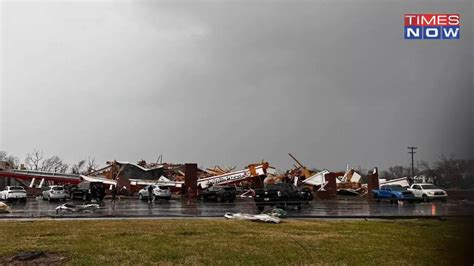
[1, 0, 472, 171]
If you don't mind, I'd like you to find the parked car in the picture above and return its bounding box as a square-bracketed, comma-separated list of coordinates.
[372, 184, 415, 203]
[254, 183, 313, 211]
[42, 185, 67, 201]
[200, 186, 236, 202]
[138, 185, 172, 201]
[69, 181, 105, 202]
[0, 186, 27, 201]
[408, 183, 447, 202]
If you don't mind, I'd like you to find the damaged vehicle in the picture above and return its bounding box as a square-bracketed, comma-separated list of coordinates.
[254, 183, 313, 211]
[200, 186, 236, 203]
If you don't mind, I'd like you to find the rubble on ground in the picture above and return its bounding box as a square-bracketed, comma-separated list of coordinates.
[224, 212, 281, 223]
[55, 203, 100, 214]
[0, 202, 11, 213]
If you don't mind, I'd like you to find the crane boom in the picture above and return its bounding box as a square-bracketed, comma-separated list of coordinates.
[288, 153, 305, 168]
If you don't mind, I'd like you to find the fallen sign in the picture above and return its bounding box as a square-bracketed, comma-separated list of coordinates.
[55, 203, 100, 214]
[224, 212, 281, 223]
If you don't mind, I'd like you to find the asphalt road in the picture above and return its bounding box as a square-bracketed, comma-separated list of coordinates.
[1, 196, 474, 219]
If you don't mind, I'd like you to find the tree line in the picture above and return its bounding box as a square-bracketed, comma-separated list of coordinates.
[379, 155, 472, 189]
[0, 149, 98, 175]
[1, 150, 472, 188]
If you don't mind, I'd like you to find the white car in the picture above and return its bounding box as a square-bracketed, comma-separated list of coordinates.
[138, 185, 172, 201]
[408, 183, 447, 202]
[0, 186, 27, 201]
[42, 185, 67, 201]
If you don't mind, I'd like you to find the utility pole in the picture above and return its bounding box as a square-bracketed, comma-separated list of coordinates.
[407, 146, 418, 178]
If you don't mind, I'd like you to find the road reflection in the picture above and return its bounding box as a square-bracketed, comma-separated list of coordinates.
[1, 197, 473, 218]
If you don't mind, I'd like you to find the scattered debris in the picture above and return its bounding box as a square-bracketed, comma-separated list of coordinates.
[0, 202, 11, 213]
[55, 203, 100, 214]
[224, 212, 281, 223]
[303, 170, 330, 187]
[267, 208, 287, 218]
[0, 251, 67, 264]
[379, 177, 410, 188]
[238, 189, 255, 198]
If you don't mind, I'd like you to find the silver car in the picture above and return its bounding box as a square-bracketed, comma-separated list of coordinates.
[138, 185, 172, 201]
[42, 185, 67, 201]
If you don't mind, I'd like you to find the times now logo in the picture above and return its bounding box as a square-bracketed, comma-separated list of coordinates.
[404, 14, 460, 39]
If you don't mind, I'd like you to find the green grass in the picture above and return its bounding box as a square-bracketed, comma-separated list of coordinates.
[0, 218, 472, 265]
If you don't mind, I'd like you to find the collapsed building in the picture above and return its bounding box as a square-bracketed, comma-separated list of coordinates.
[80, 160, 275, 195]
[0, 152, 405, 201]
[0, 158, 276, 197]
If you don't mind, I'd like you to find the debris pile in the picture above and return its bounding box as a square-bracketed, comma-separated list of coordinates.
[224, 212, 281, 223]
[55, 203, 100, 214]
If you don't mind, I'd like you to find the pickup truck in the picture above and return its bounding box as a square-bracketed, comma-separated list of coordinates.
[407, 183, 447, 202]
[372, 184, 415, 203]
[200, 186, 236, 203]
[254, 183, 313, 211]
[69, 181, 105, 202]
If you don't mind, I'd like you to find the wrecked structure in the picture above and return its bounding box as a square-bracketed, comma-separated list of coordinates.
[298, 166, 365, 198]
[80, 160, 275, 195]
[0, 158, 276, 197]
[0, 152, 422, 204]
[0, 161, 81, 193]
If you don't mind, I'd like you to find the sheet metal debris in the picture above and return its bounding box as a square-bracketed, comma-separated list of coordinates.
[266, 208, 287, 218]
[55, 203, 100, 214]
[0, 202, 11, 213]
[224, 212, 281, 223]
[379, 177, 410, 188]
[224, 207, 286, 223]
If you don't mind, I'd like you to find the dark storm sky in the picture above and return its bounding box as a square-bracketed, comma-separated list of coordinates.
[1, 0, 472, 171]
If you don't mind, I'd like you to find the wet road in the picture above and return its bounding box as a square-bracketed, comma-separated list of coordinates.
[1, 197, 474, 218]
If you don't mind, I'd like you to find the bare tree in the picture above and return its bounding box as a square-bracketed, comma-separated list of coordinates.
[0, 151, 19, 167]
[432, 154, 469, 188]
[417, 160, 437, 177]
[71, 160, 86, 175]
[40, 155, 69, 173]
[384, 155, 472, 188]
[382, 165, 412, 180]
[86, 157, 98, 173]
[26, 149, 43, 170]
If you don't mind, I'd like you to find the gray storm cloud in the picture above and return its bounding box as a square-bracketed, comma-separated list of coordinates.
[1, 0, 472, 170]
